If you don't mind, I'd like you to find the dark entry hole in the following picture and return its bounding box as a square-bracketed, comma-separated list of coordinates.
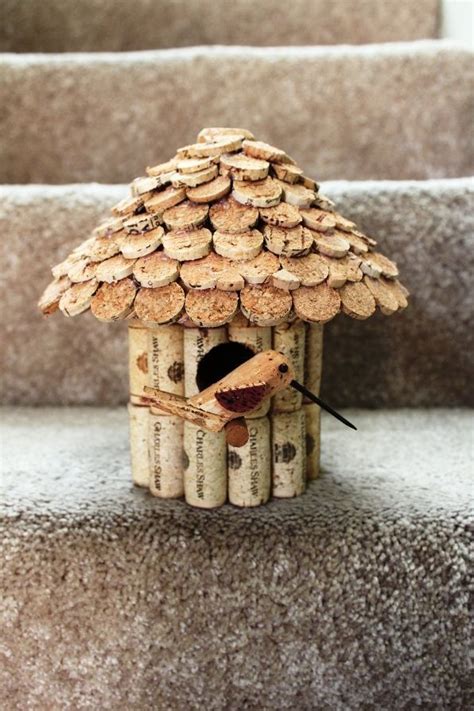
[196, 342, 255, 392]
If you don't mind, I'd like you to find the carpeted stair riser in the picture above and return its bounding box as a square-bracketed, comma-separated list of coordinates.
[1, 178, 472, 407]
[1, 0, 440, 52]
[1, 42, 473, 183]
[1, 407, 471, 710]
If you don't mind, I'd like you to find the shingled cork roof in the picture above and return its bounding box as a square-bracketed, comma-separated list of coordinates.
[39, 128, 408, 327]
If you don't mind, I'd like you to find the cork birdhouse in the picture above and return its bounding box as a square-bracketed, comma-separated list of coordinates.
[39, 127, 408, 509]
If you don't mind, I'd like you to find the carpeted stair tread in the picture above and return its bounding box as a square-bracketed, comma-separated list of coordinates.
[2, 178, 472, 407]
[1, 407, 471, 710]
[1, 0, 440, 52]
[1, 41, 473, 183]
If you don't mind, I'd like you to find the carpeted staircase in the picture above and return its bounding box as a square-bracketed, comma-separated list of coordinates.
[0, 2, 472, 709]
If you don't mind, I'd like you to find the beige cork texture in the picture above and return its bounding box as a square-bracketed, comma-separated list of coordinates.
[271, 410, 306, 498]
[128, 323, 149, 399]
[147, 326, 184, 396]
[304, 323, 324, 399]
[127, 403, 150, 487]
[228, 417, 271, 507]
[148, 408, 184, 498]
[228, 319, 271, 417]
[184, 327, 227, 397]
[183, 423, 227, 508]
[272, 320, 306, 413]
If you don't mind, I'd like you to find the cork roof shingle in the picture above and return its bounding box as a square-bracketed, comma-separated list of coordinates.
[39, 128, 409, 327]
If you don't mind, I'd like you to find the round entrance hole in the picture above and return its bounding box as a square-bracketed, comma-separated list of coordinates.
[196, 342, 255, 391]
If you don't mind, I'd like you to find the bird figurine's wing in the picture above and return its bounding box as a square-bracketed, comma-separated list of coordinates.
[143, 387, 227, 432]
[215, 382, 269, 413]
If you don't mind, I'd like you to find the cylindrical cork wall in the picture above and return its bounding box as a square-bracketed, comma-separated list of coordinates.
[127, 318, 323, 508]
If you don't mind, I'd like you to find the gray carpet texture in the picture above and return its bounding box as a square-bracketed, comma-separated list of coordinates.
[1, 407, 472, 710]
[2, 178, 472, 408]
[1, 41, 473, 183]
[1, 0, 440, 52]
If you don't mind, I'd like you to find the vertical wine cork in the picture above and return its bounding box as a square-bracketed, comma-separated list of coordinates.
[272, 320, 305, 412]
[304, 323, 324, 399]
[128, 322, 149, 399]
[304, 403, 321, 480]
[228, 318, 271, 417]
[148, 325, 184, 395]
[127, 402, 150, 487]
[148, 407, 184, 498]
[183, 422, 227, 508]
[271, 409, 306, 498]
[184, 327, 227, 397]
[228, 417, 271, 507]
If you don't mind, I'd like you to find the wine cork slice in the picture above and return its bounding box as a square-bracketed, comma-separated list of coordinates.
[51, 252, 84, 279]
[38, 276, 71, 315]
[162, 228, 212, 261]
[280, 254, 329, 286]
[333, 212, 357, 232]
[272, 320, 305, 413]
[67, 257, 98, 283]
[59, 279, 98, 317]
[213, 229, 263, 260]
[133, 251, 179, 288]
[219, 153, 269, 182]
[228, 417, 271, 507]
[148, 410, 184, 498]
[185, 289, 238, 327]
[263, 224, 313, 257]
[344, 255, 363, 282]
[119, 226, 164, 259]
[232, 177, 282, 208]
[380, 278, 409, 309]
[304, 323, 324, 398]
[228, 321, 272, 417]
[197, 127, 255, 143]
[299, 208, 336, 233]
[186, 175, 231, 204]
[304, 404, 321, 480]
[72, 236, 96, 256]
[352, 228, 377, 247]
[183, 423, 227, 508]
[242, 139, 294, 164]
[111, 195, 144, 217]
[145, 186, 186, 215]
[363, 275, 399, 315]
[300, 175, 319, 192]
[134, 282, 185, 325]
[171, 164, 218, 188]
[259, 202, 302, 228]
[240, 283, 292, 326]
[146, 158, 179, 177]
[93, 217, 123, 237]
[216, 270, 245, 292]
[276, 181, 315, 208]
[177, 135, 243, 159]
[163, 200, 209, 231]
[237, 251, 280, 285]
[184, 327, 227, 397]
[209, 197, 259, 233]
[95, 254, 136, 283]
[271, 410, 306, 498]
[312, 230, 350, 258]
[128, 323, 149, 399]
[292, 284, 341, 323]
[127, 403, 150, 488]
[177, 156, 218, 174]
[360, 251, 399, 279]
[272, 163, 303, 183]
[83, 236, 121, 262]
[90, 277, 137, 322]
[313, 194, 336, 211]
[344, 230, 370, 255]
[131, 173, 173, 196]
[122, 212, 163, 234]
[148, 326, 184, 395]
[340, 281, 376, 320]
[271, 269, 301, 291]
[319, 254, 348, 288]
[180, 252, 229, 290]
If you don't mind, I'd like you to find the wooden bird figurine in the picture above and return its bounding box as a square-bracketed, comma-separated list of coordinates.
[144, 349, 356, 447]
